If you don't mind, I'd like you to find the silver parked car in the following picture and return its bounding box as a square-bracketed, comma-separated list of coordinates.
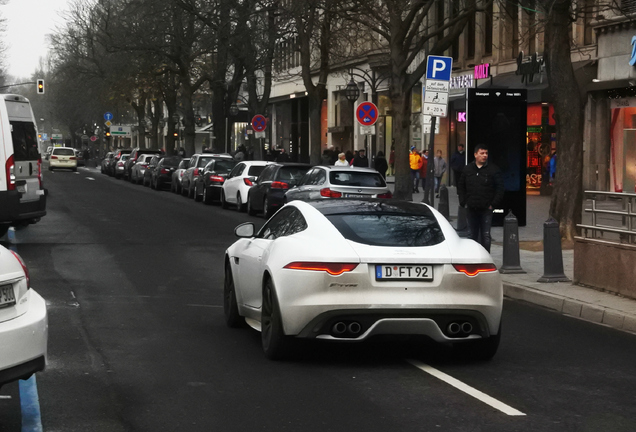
[284, 166, 392, 203]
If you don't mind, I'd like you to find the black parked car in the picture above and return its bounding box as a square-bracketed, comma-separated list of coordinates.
[247, 163, 313, 218]
[101, 152, 115, 175]
[150, 156, 182, 190]
[142, 155, 162, 187]
[195, 159, 238, 204]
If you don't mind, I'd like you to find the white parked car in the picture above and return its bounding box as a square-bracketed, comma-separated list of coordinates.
[130, 154, 155, 184]
[0, 245, 48, 388]
[49, 147, 78, 171]
[221, 160, 273, 211]
[224, 199, 502, 360]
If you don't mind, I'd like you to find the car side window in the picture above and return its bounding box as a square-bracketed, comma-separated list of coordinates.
[298, 169, 315, 186]
[314, 169, 327, 185]
[257, 207, 307, 240]
[229, 163, 244, 178]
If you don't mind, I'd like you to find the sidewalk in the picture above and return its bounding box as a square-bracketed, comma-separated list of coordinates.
[386, 178, 636, 335]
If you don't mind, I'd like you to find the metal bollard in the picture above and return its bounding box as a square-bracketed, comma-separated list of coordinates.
[538, 217, 571, 283]
[456, 205, 470, 237]
[437, 184, 450, 220]
[499, 211, 526, 274]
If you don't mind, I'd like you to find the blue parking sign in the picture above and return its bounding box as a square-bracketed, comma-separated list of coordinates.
[426, 56, 453, 81]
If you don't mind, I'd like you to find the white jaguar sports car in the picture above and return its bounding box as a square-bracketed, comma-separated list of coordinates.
[224, 199, 503, 360]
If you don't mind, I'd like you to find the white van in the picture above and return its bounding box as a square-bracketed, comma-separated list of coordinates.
[0, 94, 47, 237]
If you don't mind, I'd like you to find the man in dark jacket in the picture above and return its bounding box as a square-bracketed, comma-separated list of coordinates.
[450, 144, 466, 186]
[457, 143, 504, 252]
[352, 148, 369, 168]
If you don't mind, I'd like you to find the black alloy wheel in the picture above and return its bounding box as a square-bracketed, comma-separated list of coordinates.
[203, 187, 212, 205]
[224, 262, 244, 328]
[221, 190, 229, 209]
[247, 194, 257, 216]
[261, 278, 292, 360]
[237, 193, 245, 212]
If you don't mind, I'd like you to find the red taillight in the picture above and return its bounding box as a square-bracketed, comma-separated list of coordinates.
[194, 168, 200, 176]
[70, 156, 77, 160]
[9, 250, 30, 287]
[284, 262, 358, 276]
[50, 155, 58, 160]
[244, 178, 254, 186]
[320, 188, 342, 198]
[210, 175, 225, 183]
[377, 192, 393, 199]
[161, 168, 170, 174]
[453, 264, 497, 276]
[5, 155, 15, 190]
[271, 181, 289, 189]
[118, 162, 124, 167]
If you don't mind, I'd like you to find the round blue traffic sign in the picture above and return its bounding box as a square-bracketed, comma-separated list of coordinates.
[104, 112, 114, 121]
[252, 115, 267, 132]
[356, 102, 379, 126]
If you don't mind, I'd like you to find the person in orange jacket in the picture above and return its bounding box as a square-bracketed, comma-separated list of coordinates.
[409, 146, 423, 193]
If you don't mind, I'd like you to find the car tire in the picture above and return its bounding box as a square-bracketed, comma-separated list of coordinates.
[237, 193, 246, 212]
[181, 184, 188, 196]
[224, 262, 244, 328]
[188, 185, 195, 199]
[156, 179, 162, 190]
[73, 167, 77, 172]
[150, 178, 156, 189]
[261, 278, 292, 360]
[221, 190, 229, 209]
[263, 196, 271, 219]
[203, 187, 212, 205]
[194, 184, 203, 202]
[455, 323, 501, 361]
[247, 194, 256, 216]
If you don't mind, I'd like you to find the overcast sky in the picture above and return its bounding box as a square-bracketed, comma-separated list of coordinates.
[2, 0, 72, 79]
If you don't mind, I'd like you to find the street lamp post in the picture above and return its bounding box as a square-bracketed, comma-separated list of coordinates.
[345, 77, 360, 154]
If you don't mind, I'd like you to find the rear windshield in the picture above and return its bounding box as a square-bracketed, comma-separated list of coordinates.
[213, 160, 236, 173]
[162, 156, 181, 167]
[278, 166, 310, 184]
[141, 155, 154, 162]
[52, 148, 75, 156]
[198, 156, 219, 167]
[329, 171, 386, 187]
[121, 155, 130, 161]
[325, 213, 445, 247]
[11, 121, 40, 161]
[248, 165, 267, 176]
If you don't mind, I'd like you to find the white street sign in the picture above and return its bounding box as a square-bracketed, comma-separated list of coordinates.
[360, 125, 376, 135]
[423, 104, 448, 117]
[423, 124, 440, 134]
[425, 80, 450, 92]
[255, 131, 266, 139]
[424, 91, 449, 104]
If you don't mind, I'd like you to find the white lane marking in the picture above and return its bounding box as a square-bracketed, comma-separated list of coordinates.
[407, 359, 526, 416]
[0, 395, 11, 399]
[86, 177, 95, 181]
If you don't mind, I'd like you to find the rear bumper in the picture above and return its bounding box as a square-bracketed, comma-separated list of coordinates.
[0, 289, 48, 387]
[0, 191, 47, 224]
[50, 159, 77, 168]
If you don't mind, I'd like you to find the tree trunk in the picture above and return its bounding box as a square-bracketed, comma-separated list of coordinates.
[308, 87, 326, 165]
[391, 76, 413, 201]
[544, 0, 584, 240]
[181, 80, 196, 156]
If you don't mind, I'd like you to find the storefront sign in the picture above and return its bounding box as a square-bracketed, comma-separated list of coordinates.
[457, 111, 466, 122]
[450, 74, 473, 89]
[610, 97, 636, 109]
[474, 64, 490, 80]
[629, 36, 636, 66]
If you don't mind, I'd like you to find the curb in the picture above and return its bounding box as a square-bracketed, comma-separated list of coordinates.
[503, 282, 636, 334]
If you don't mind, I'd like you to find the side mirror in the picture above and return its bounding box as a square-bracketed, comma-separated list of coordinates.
[235, 222, 255, 238]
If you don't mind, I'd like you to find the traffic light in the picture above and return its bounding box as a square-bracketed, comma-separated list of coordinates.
[104, 127, 111, 139]
[36, 79, 45, 94]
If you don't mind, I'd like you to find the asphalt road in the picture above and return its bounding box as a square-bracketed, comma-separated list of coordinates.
[2, 164, 636, 432]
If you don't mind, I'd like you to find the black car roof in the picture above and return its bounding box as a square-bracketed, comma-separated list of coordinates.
[307, 199, 432, 216]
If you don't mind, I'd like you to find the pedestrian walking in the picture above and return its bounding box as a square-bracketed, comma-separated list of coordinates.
[409, 146, 423, 193]
[373, 151, 388, 179]
[457, 143, 504, 252]
[276, 147, 290, 162]
[352, 148, 369, 168]
[321, 149, 332, 166]
[334, 152, 350, 167]
[345, 150, 354, 164]
[419, 149, 428, 192]
[450, 144, 466, 187]
[433, 150, 447, 197]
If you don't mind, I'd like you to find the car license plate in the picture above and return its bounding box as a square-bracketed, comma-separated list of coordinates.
[0, 285, 16, 307]
[344, 193, 367, 198]
[375, 265, 433, 281]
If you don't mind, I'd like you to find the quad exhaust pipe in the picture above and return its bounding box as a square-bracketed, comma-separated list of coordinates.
[446, 321, 474, 337]
[332, 321, 362, 337]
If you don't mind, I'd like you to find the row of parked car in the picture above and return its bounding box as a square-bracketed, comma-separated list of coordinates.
[99, 148, 393, 218]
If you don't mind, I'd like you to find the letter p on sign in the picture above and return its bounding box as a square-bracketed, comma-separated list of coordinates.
[426, 56, 453, 81]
